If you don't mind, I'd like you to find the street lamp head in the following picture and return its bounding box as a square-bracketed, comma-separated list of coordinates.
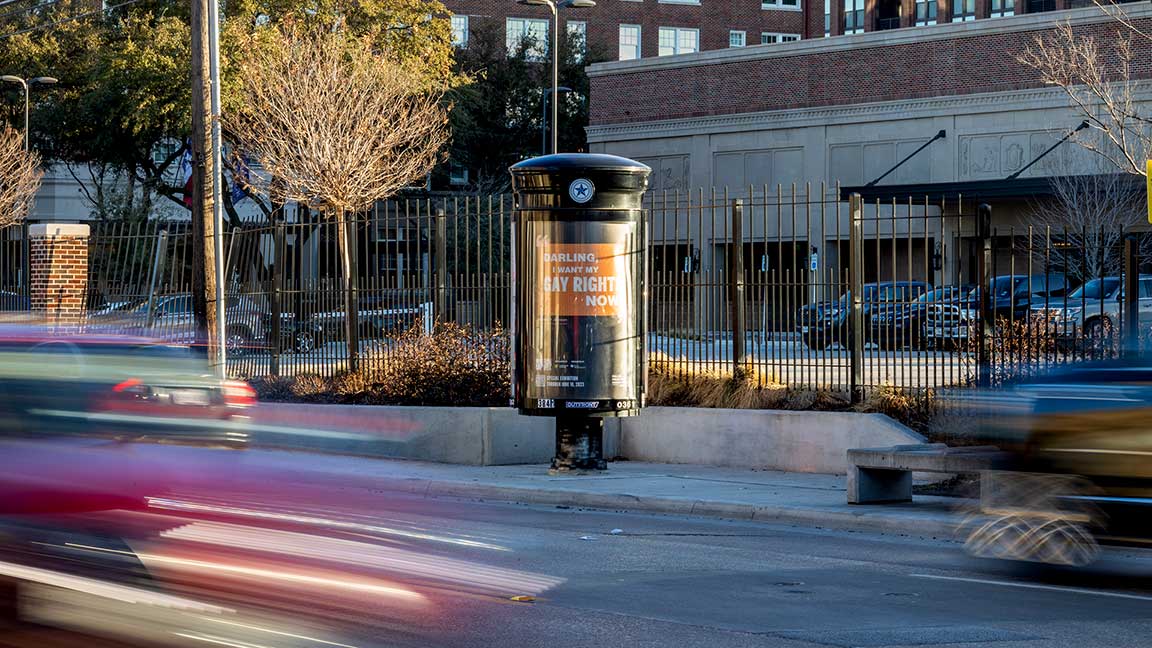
[554, 86, 573, 94]
[560, 0, 596, 7]
[29, 77, 57, 86]
[0, 75, 22, 85]
[516, 0, 550, 5]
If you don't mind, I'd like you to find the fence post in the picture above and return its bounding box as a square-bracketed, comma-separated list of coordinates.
[1124, 233, 1140, 356]
[848, 193, 864, 403]
[270, 220, 284, 377]
[977, 203, 993, 387]
[144, 229, 169, 329]
[435, 208, 447, 324]
[729, 198, 747, 381]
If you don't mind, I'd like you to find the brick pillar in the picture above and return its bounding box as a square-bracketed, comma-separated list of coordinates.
[29, 223, 89, 326]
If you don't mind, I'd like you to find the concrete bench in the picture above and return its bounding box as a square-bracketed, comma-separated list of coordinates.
[847, 443, 1006, 504]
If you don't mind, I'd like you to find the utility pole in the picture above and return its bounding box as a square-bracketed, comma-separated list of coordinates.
[190, 0, 220, 367]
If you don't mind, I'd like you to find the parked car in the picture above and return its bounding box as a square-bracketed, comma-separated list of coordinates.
[0, 290, 28, 312]
[798, 281, 931, 351]
[869, 285, 973, 350]
[87, 294, 270, 355]
[923, 274, 1069, 350]
[297, 297, 432, 350]
[1030, 275, 1152, 347]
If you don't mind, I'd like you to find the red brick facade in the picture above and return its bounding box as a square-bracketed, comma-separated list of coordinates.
[587, 15, 1152, 124]
[29, 224, 89, 325]
[446, 0, 1108, 61]
[444, 0, 807, 60]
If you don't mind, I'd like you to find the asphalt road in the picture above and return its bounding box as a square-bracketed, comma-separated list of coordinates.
[306, 494, 1152, 648]
[10, 453, 1152, 648]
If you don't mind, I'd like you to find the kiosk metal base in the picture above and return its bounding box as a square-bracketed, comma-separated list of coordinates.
[550, 417, 607, 472]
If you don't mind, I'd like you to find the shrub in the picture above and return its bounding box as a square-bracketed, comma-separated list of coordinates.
[647, 350, 789, 409]
[362, 322, 510, 406]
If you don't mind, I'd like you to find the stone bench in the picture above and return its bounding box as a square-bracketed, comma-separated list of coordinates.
[847, 443, 1006, 504]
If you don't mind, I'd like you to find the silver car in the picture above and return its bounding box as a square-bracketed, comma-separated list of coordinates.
[1030, 276, 1152, 342]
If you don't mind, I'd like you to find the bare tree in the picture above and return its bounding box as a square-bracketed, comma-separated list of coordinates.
[227, 26, 449, 370]
[0, 126, 42, 225]
[1018, 17, 1152, 176]
[1028, 172, 1147, 282]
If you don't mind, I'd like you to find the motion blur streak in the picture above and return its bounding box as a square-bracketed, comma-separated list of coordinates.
[197, 618, 360, 648]
[67, 544, 426, 601]
[163, 522, 566, 594]
[146, 498, 509, 550]
[0, 558, 231, 612]
[172, 632, 276, 648]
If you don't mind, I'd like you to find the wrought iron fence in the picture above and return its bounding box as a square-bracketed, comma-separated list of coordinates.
[70, 188, 1146, 399]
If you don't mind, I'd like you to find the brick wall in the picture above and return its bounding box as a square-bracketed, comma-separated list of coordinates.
[29, 224, 89, 325]
[446, 0, 807, 61]
[588, 15, 1152, 125]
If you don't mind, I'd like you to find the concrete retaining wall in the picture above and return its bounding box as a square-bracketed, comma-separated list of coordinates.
[608, 407, 925, 474]
[247, 404, 923, 473]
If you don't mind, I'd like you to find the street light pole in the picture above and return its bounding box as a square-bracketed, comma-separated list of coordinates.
[549, 0, 558, 155]
[208, 0, 226, 376]
[517, 0, 595, 155]
[541, 86, 572, 156]
[1, 75, 58, 151]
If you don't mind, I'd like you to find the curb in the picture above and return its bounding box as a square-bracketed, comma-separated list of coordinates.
[334, 474, 963, 539]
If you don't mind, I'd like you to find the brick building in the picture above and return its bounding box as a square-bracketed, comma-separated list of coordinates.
[443, 0, 1132, 63]
[582, 6, 1152, 290]
[443, 0, 806, 63]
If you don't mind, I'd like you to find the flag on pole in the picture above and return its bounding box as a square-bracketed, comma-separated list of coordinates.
[231, 155, 250, 205]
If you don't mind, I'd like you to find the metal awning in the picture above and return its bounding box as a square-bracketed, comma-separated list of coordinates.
[839, 173, 1144, 203]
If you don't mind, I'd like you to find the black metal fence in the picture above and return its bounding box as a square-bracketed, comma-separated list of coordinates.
[81, 198, 512, 379]
[68, 188, 1148, 398]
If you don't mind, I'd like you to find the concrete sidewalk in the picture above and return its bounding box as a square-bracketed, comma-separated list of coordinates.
[239, 450, 968, 539]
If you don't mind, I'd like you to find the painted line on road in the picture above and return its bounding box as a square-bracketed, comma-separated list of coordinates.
[910, 573, 1152, 602]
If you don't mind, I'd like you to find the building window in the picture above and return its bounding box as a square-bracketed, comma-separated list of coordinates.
[914, 0, 936, 24]
[824, 0, 831, 35]
[843, 0, 864, 33]
[619, 24, 641, 60]
[507, 17, 549, 60]
[449, 164, 469, 187]
[990, 0, 1014, 16]
[450, 14, 469, 47]
[761, 0, 800, 9]
[658, 26, 699, 56]
[761, 32, 800, 43]
[729, 30, 746, 47]
[952, 0, 975, 21]
[567, 20, 586, 61]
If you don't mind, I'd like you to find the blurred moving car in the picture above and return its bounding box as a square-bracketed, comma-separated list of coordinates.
[0, 330, 254, 449]
[798, 281, 931, 351]
[964, 356, 1152, 566]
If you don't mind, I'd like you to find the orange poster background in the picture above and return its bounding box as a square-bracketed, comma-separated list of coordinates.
[537, 243, 627, 316]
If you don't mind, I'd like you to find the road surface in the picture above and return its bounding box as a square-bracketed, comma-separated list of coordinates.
[9, 448, 1152, 647]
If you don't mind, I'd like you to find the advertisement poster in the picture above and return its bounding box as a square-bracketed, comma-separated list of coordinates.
[524, 220, 639, 406]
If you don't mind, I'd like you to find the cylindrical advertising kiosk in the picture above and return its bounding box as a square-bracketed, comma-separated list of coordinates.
[510, 153, 651, 472]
